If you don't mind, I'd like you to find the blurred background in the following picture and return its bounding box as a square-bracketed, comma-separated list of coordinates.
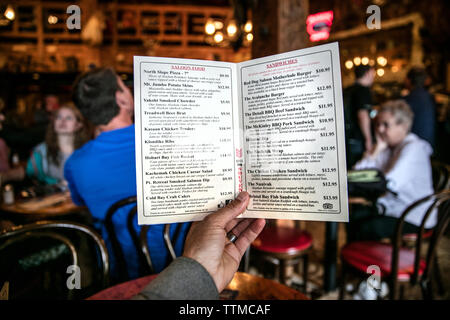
[0, 0, 449, 300]
[0, 0, 448, 162]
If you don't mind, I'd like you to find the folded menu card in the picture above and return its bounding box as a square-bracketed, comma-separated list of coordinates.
[134, 42, 348, 224]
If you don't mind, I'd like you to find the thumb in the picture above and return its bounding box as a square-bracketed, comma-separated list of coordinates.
[206, 192, 250, 228]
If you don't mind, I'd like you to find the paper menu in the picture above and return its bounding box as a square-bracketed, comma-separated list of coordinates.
[134, 42, 348, 224]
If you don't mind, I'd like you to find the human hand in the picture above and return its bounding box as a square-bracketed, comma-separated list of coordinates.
[182, 191, 266, 292]
[372, 133, 388, 156]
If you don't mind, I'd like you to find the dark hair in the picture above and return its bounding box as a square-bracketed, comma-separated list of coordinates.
[407, 67, 427, 88]
[72, 68, 121, 125]
[354, 65, 372, 79]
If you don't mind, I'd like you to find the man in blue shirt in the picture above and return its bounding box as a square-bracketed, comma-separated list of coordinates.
[65, 68, 190, 281]
[404, 67, 436, 149]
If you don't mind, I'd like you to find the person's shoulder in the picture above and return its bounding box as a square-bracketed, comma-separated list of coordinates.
[31, 142, 47, 155]
[401, 133, 432, 156]
[96, 124, 135, 142]
[35, 141, 46, 150]
[357, 84, 371, 94]
[346, 83, 369, 98]
[405, 87, 433, 100]
[118, 124, 135, 136]
[344, 83, 359, 95]
[343, 84, 356, 91]
[65, 139, 97, 167]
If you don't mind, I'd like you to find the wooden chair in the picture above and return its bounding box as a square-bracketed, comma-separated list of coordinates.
[105, 196, 141, 282]
[401, 161, 449, 282]
[139, 223, 185, 274]
[0, 220, 109, 300]
[105, 196, 184, 281]
[251, 220, 313, 292]
[339, 189, 450, 300]
[431, 161, 450, 192]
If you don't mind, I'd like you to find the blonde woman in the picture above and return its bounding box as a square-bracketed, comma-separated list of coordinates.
[349, 99, 435, 241]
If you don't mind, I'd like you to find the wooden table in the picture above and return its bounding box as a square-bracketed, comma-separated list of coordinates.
[348, 196, 372, 206]
[0, 192, 84, 223]
[87, 272, 309, 300]
[224, 272, 308, 300]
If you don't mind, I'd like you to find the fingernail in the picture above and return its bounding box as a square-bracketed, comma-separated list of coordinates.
[236, 191, 248, 202]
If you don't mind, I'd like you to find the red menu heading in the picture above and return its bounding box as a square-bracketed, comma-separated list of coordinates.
[266, 59, 298, 69]
[171, 65, 206, 71]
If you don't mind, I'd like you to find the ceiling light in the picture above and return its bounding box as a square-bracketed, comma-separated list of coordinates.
[244, 21, 252, 33]
[214, 21, 223, 30]
[377, 56, 387, 66]
[227, 21, 237, 37]
[377, 68, 385, 77]
[214, 32, 224, 43]
[4, 5, 15, 21]
[48, 15, 58, 25]
[205, 20, 215, 35]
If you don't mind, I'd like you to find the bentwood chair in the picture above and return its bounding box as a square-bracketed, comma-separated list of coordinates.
[400, 163, 449, 248]
[339, 189, 450, 300]
[251, 220, 313, 292]
[0, 220, 109, 300]
[105, 196, 185, 281]
[400, 162, 450, 291]
[139, 223, 186, 273]
[431, 161, 450, 192]
[105, 196, 148, 281]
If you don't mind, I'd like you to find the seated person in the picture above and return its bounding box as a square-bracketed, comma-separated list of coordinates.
[26, 103, 90, 186]
[0, 113, 10, 174]
[0, 113, 19, 230]
[0, 113, 24, 182]
[348, 99, 436, 242]
[65, 68, 190, 281]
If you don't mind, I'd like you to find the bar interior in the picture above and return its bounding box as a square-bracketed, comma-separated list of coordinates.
[0, 0, 449, 302]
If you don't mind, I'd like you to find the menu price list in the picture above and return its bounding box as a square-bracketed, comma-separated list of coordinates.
[241, 50, 341, 214]
[137, 62, 236, 217]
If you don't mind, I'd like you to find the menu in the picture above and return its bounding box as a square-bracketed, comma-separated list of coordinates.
[134, 42, 348, 225]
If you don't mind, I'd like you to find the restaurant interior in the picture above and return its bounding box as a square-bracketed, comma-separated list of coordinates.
[0, 0, 449, 302]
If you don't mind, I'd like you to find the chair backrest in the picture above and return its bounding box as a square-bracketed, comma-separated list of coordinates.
[105, 195, 141, 282]
[420, 197, 450, 298]
[0, 220, 109, 300]
[139, 223, 182, 274]
[105, 196, 180, 280]
[390, 189, 450, 299]
[431, 161, 450, 192]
